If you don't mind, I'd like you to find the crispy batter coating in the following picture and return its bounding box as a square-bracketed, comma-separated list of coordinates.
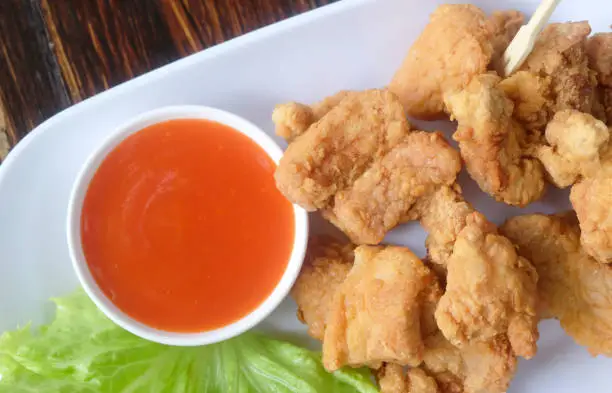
[587, 33, 612, 87]
[422, 333, 516, 393]
[408, 185, 474, 267]
[535, 110, 610, 188]
[291, 236, 354, 341]
[272, 102, 315, 141]
[571, 170, 612, 264]
[322, 245, 436, 371]
[274, 89, 466, 244]
[325, 131, 462, 244]
[498, 71, 552, 133]
[445, 73, 546, 206]
[377, 364, 439, 393]
[487, 10, 525, 75]
[435, 213, 539, 359]
[521, 22, 599, 116]
[389, 4, 493, 119]
[274, 89, 409, 211]
[501, 213, 612, 356]
[377, 336, 516, 393]
[272, 91, 356, 141]
[587, 33, 612, 125]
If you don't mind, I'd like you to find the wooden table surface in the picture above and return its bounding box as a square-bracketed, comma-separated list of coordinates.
[0, 0, 335, 162]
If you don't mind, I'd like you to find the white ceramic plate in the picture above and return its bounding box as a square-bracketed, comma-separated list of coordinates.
[0, 0, 610, 391]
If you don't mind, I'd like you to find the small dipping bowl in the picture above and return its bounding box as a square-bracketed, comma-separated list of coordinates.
[67, 106, 308, 346]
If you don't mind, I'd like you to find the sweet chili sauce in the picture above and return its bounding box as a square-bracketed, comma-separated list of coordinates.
[81, 119, 294, 332]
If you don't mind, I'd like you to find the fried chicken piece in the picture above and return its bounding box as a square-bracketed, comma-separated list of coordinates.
[407, 185, 474, 267]
[534, 110, 610, 188]
[389, 4, 493, 119]
[588, 33, 612, 86]
[501, 213, 612, 356]
[378, 272, 517, 393]
[435, 212, 539, 359]
[571, 170, 612, 264]
[275, 89, 409, 211]
[323, 245, 436, 371]
[291, 236, 354, 340]
[487, 10, 525, 75]
[498, 71, 552, 133]
[377, 364, 439, 393]
[272, 102, 315, 141]
[272, 91, 356, 141]
[521, 22, 599, 116]
[325, 131, 461, 244]
[377, 326, 516, 393]
[422, 333, 516, 393]
[587, 33, 612, 125]
[445, 73, 546, 206]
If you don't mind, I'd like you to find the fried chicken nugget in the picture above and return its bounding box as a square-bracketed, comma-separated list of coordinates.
[272, 91, 355, 141]
[290, 236, 354, 341]
[407, 185, 474, 267]
[377, 298, 516, 393]
[445, 73, 546, 206]
[323, 245, 436, 371]
[501, 213, 612, 356]
[435, 212, 539, 359]
[571, 170, 612, 264]
[377, 337, 516, 393]
[521, 22, 600, 117]
[377, 364, 439, 393]
[422, 333, 516, 393]
[389, 4, 493, 119]
[498, 71, 552, 133]
[534, 109, 610, 188]
[274, 89, 409, 211]
[325, 131, 462, 245]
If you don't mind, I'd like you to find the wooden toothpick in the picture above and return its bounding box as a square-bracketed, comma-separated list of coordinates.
[501, 0, 562, 76]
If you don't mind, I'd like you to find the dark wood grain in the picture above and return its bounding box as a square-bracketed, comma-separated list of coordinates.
[0, 0, 71, 157]
[0, 0, 335, 160]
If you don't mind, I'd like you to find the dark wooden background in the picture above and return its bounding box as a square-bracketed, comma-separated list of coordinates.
[0, 0, 335, 162]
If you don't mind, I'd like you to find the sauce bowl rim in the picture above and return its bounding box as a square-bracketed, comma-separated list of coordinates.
[66, 105, 309, 346]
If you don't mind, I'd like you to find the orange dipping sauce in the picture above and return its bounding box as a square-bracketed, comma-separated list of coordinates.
[81, 119, 295, 332]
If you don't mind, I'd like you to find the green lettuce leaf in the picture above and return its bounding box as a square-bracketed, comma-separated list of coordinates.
[0, 290, 378, 393]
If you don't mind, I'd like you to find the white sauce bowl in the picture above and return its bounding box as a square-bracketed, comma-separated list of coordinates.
[67, 105, 308, 346]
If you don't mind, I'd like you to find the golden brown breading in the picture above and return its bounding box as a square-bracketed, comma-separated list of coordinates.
[435, 212, 539, 359]
[521, 22, 599, 116]
[290, 236, 354, 341]
[389, 4, 493, 119]
[423, 333, 516, 393]
[445, 73, 546, 206]
[376, 334, 516, 393]
[498, 71, 552, 133]
[487, 10, 525, 75]
[274, 89, 409, 211]
[534, 110, 610, 188]
[324, 131, 462, 245]
[587, 33, 612, 125]
[587, 33, 612, 87]
[322, 245, 436, 371]
[571, 170, 612, 264]
[377, 364, 439, 393]
[407, 185, 474, 267]
[377, 272, 517, 393]
[272, 91, 357, 141]
[501, 213, 612, 356]
[272, 102, 315, 141]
